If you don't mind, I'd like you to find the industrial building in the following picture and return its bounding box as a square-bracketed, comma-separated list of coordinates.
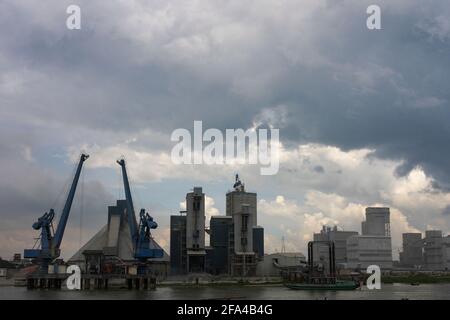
[170, 176, 265, 277]
[256, 253, 306, 277]
[0, 259, 17, 278]
[362, 207, 391, 236]
[252, 226, 265, 259]
[170, 187, 206, 274]
[397, 231, 450, 271]
[347, 235, 393, 269]
[346, 207, 393, 270]
[444, 236, 450, 271]
[169, 215, 187, 275]
[69, 199, 169, 278]
[208, 216, 233, 275]
[186, 187, 206, 273]
[424, 230, 446, 270]
[208, 177, 264, 276]
[399, 233, 423, 268]
[22, 156, 169, 290]
[68, 158, 169, 282]
[226, 175, 259, 276]
[313, 226, 358, 266]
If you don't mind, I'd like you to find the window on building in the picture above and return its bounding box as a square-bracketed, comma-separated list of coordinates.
[242, 215, 248, 232]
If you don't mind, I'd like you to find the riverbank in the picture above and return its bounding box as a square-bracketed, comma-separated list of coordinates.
[159, 277, 283, 287]
[2, 283, 450, 300]
[382, 274, 450, 284]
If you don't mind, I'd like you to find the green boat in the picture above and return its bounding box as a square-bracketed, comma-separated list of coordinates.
[283, 241, 360, 291]
[284, 280, 360, 291]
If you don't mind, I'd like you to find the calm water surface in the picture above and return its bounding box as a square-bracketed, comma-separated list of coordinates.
[1, 283, 450, 300]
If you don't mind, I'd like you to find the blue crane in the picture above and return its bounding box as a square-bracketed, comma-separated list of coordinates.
[24, 154, 89, 272]
[117, 159, 163, 260]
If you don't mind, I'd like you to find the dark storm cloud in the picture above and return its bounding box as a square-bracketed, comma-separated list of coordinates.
[1, 0, 450, 189]
[0, 135, 114, 228]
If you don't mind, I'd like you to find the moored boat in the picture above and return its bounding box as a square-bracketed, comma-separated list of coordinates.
[284, 279, 360, 291]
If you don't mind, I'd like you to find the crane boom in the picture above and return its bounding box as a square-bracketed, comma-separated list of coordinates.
[116, 158, 163, 260]
[54, 154, 89, 248]
[24, 153, 89, 272]
[116, 159, 138, 243]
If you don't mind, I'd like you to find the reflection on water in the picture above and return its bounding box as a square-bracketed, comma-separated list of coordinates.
[1, 283, 450, 300]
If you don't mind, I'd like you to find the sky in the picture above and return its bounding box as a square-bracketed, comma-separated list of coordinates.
[1, 0, 450, 260]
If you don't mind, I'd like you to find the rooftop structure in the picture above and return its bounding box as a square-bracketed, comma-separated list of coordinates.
[313, 225, 358, 265]
[226, 175, 258, 276]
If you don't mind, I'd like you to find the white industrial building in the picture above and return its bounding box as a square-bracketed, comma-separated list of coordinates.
[346, 207, 393, 270]
[347, 235, 393, 269]
[185, 187, 206, 273]
[226, 176, 258, 276]
[423, 230, 450, 271]
[444, 236, 450, 271]
[399, 233, 423, 268]
[256, 253, 306, 277]
[313, 226, 358, 266]
[397, 231, 450, 271]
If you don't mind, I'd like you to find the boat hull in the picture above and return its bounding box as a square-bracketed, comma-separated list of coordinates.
[284, 280, 359, 291]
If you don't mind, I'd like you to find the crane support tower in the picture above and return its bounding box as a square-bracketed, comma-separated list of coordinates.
[24, 154, 89, 272]
[117, 159, 163, 260]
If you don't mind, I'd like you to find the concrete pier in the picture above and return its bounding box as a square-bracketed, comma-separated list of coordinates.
[26, 274, 157, 290]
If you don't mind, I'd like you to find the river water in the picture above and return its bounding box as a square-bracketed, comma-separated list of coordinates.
[1, 283, 450, 300]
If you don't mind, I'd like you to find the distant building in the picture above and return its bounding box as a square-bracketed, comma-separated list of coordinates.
[0, 259, 16, 278]
[347, 235, 393, 269]
[256, 253, 306, 277]
[170, 177, 265, 277]
[170, 215, 187, 275]
[397, 230, 450, 271]
[13, 254, 21, 263]
[399, 233, 423, 268]
[313, 226, 358, 265]
[209, 216, 232, 275]
[185, 187, 206, 273]
[346, 207, 393, 270]
[424, 230, 445, 270]
[362, 207, 391, 237]
[170, 187, 207, 274]
[226, 176, 258, 276]
[252, 226, 264, 260]
[444, 236, 450, 271]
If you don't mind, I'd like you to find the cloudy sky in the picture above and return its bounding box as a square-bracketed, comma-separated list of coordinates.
[1, 0, 450, 260]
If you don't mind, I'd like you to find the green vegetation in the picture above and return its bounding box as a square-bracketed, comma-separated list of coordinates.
[382, 274, 450, 284]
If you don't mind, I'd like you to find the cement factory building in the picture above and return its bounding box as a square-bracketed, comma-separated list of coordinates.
[169, 187, 207, 274]
[170, 176, 264, 276]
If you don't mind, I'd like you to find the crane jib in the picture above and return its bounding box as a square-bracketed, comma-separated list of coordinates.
[24, 154, 89, 272]
[54, 154, 89, 248]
